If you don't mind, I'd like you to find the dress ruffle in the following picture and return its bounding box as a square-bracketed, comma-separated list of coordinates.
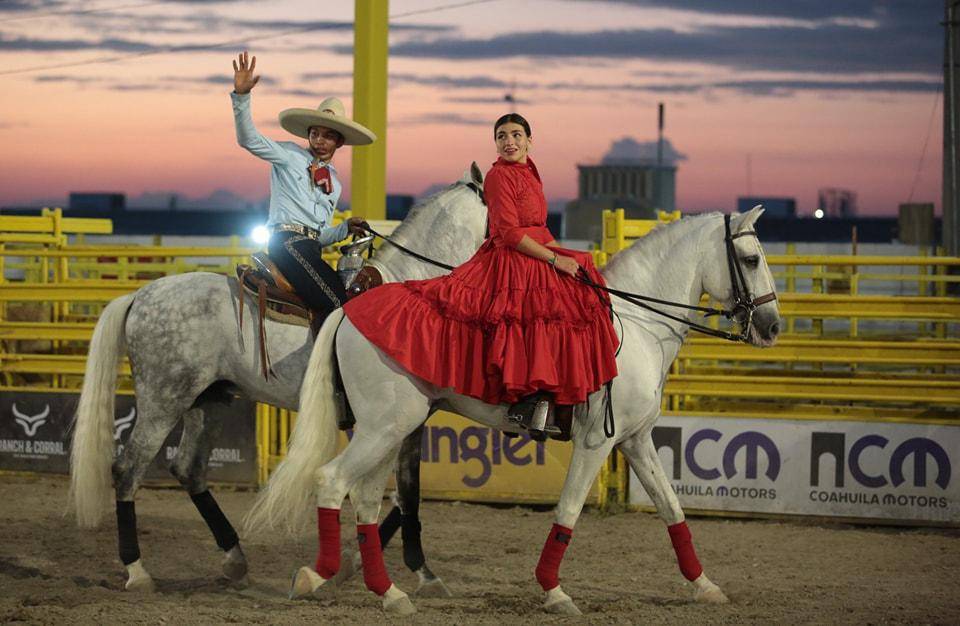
[343, 240, 619, 406]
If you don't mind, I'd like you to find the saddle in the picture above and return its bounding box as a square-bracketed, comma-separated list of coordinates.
[235, 235, 382, 381]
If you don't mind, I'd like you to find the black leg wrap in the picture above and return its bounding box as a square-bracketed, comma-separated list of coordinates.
[116, 501, 141, 566]
[378, 505, 403, 549]
[401, 514, 426, 572]
[190, 490, 239, 552]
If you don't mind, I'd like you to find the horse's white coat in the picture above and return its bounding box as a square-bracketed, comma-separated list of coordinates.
[68, 166, 488, 588]
[251, 207, 781, 612]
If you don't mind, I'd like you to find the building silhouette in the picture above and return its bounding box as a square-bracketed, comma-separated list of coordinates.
[564, 137, 680, 241]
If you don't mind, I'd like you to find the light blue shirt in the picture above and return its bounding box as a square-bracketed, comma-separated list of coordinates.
[231, 92, 349, 246]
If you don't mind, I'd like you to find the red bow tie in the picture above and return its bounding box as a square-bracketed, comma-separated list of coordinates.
[309, 163, 332, 193]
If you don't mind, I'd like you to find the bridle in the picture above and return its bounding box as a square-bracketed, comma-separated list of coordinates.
[722, 213, 778, 341]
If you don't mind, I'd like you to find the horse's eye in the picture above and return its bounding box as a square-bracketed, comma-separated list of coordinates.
[744, 255, 760, 268]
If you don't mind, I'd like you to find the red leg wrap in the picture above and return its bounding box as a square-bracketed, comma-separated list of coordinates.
[315, 507, 341, 579]
[357, 523, 392, 595]
[668, 521, 703, 581]
[535, 523, 573, 591]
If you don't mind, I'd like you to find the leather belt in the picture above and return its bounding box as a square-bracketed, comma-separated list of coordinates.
[270, 223, 321, 241]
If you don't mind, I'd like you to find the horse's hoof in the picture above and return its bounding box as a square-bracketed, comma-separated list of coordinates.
[330, 549, 361, 586]
[222, 545, 248, 582]
[124, 575, 156, 593]
[289, 566, 327, 600]
[124, 559, 155, 593]
[543, 586, 581, 615]
[123, 559, 156, 593]
[692, 574, 729, 604]
[382, 584, 417, 615]
[414, 575, 452, 598]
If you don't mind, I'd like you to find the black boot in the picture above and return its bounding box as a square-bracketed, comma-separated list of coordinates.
[549, 405, 573, 442]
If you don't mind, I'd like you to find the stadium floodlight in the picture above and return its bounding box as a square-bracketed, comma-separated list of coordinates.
[814, 209, 824, 219]
[251, 225, 270, 245]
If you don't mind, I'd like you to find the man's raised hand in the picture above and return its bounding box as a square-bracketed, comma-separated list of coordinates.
[232, 51, 260, 94]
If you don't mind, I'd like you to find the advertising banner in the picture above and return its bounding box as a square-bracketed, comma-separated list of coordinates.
[0, 391, 258, 484]
[417, 411, 596, 504]
[630, 415, 959, 524]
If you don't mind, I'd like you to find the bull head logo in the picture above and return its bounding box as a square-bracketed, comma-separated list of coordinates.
[12, 403, 50, 437]
[113, 407, 136, 441]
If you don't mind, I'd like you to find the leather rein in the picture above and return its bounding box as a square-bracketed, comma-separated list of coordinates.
[361, 197, 773, 342]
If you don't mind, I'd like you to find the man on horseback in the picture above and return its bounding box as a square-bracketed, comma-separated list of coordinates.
[231, 50, 375, 318]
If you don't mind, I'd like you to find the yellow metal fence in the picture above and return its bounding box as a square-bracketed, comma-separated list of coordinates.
[597, 209, 960, 421]
[3, 208, 958, 508]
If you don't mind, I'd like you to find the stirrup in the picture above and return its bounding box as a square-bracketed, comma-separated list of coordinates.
[506, 393, 562, 442]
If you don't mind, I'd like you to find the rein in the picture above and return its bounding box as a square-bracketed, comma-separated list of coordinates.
[364, 225, 455, 272]
[363, 213, 776, 343]
[360, 181, 485, 272]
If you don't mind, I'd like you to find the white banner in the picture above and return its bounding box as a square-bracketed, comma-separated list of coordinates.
[629, 415, 959, 524]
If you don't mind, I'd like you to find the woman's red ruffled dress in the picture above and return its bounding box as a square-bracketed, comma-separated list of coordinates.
[343, 157, 619, 406]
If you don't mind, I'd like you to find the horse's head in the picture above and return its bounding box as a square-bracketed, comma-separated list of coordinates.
[700, 206, 781, 346]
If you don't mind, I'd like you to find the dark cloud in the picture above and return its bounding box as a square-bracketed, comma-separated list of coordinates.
[108, 83, 164, 91]
[377, 1, 941, 77]
[0, 0, 45, 13]
[0, 34, 155, 52]
[391, 73, 513, 89]
[229, 19, 449, 33]
[300, 71, 524, 91]
[174, 74, 278, 86]
[579, 0, 916, 22]
[300, 71, 354, 81]
[31, 73, 277, 91]
[394, 112, 488, 126]
[275, 88, 350, 99]
[444, 95, 533, 105]
[545, 77, 941, 96]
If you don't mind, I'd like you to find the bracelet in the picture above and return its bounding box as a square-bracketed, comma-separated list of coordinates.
[547, 254, 558, 266]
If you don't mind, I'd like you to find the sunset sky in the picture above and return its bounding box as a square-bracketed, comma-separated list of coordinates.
[0, 0, 946, 216]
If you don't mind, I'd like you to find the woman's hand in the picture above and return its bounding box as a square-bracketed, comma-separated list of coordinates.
[232, 50, 260, 94]
[553, 255, 580, 277]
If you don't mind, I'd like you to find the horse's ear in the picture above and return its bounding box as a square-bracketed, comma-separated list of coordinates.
[470, 161, 484, 188]
[734, 204, 765, 232]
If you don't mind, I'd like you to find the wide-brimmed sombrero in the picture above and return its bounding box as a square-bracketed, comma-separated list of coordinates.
[278, 97, 376, 146]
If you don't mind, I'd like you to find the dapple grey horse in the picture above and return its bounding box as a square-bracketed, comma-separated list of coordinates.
[68, 164, 488, 592]
[246, 207, 781, 615]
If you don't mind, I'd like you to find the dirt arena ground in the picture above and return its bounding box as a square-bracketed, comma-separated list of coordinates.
[0, 474, 957, 625]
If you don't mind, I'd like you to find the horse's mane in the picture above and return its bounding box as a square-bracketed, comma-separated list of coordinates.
[386, 183, 461, 245]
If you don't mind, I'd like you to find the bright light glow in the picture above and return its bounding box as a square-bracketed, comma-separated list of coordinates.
[814, 209, 824, 219]
[251, 225, 270, 245]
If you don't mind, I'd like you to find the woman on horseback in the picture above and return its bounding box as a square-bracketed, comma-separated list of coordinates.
[344, 113, 619, 439]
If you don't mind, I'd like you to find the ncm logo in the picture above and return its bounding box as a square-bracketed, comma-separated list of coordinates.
[653, 427, 781, 481]
[811, 433, 951, 489]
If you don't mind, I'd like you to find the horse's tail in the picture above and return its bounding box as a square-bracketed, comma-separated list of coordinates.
[68, 292, 136, 529]
[244, 308, 343, 536]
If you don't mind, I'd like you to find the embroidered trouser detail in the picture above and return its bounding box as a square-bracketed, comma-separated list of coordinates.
[283, 235, 342, 308]
[268, 231, 346, 318]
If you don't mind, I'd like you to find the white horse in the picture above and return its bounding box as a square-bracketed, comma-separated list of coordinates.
[245, 207, 780, 615]
[68, 165, 487, 593]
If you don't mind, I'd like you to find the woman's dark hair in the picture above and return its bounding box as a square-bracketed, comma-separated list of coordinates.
[493, 113, 532, 139]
